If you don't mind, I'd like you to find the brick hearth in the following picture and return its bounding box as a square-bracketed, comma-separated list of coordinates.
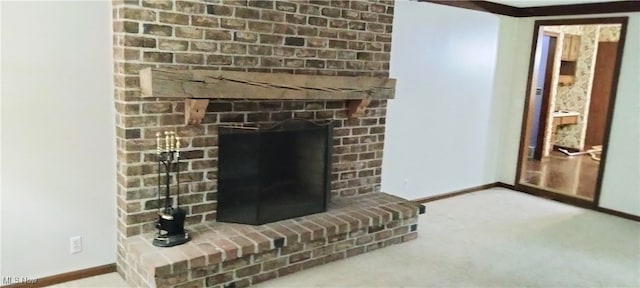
[125, 193, 421, 288]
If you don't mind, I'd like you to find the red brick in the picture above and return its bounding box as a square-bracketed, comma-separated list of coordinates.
[276, 1, 297, 12]
[296, 48, 316, 58]
[286, 14, 306, 24]
[349, 21, 366, 31]
[334, 239, 354, 251]
[176, 1, 205, 13]
[403, 232, 418, 242]
[252, 271, 278, 285]
[205, 30, 232, 40]
[342, 10, 359, 19]
[248, 0, 273, 9]
[262, 10, 285, 22]
[159, 39, 188, 51]
[177, 27, 203, 39]
[371, 3, 386, 13]
[260, 34, 283, 45]
[366, 241, 385, 252]
[360, 12, 377, 21]
[355, 234, 373, 246]
[222, 256, 251, 271]
[191, 41, 217, 52]
[318, 50, 337, 59]
[221, 18, 245, 29]
[281, 242, 303, 255]
[221, 43, 247, 54]
[159, 12, 189, 25]
[302, 258, 325, 270]
[175, 53, 204, 64]
[322, 7, 340, 17]
[207, 55, 232, 65]
[235, 7, 260, 19]
[234, 31, 258, 43]
[122, 8, 156, 21]
[235, 264, 261, 278]
[249, 45, 272, 55]
[205, 272, 233, 287]
[273, 23, 296, 34]
[277, 263, 302, 277]
[374, 230, 392, 241]
[346, 246, 364, 257]
[142, 0, 173, 10]
[379, 14, 393, 24]
[249, 21, 273, 33]
[308, 16, 328, 26]
[207, 5, 232, 16]
[324, 251, 345, 263]
[289, 251, 311, 263]
[368, 23, 386, 33]
[124, 36, 156, 48]
[262, 258, 288, 271]
[192, 15, 218, 27]
[143, 52, 172, 63]
[351, 1, 369, 10]
[320, 28, 339, 38]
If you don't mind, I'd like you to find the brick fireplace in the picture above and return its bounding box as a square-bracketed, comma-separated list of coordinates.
[112, 0, 422, 287]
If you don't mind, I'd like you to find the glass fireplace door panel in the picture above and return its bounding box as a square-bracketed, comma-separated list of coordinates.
[217, 130, 260, 224]
[258, 128, 328, 224]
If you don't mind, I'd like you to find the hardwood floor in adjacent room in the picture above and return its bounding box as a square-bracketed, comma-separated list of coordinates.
[522, 151, 600, 200]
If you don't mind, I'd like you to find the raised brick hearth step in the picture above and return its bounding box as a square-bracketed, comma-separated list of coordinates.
[122, 193, 423, 288]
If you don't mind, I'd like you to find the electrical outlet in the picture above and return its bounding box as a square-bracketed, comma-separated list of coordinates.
[70, 236, 82, 254]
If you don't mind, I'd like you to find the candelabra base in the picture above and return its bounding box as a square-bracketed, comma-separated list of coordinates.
[152, 231, 191, 247]
[152, 208, 191, 247]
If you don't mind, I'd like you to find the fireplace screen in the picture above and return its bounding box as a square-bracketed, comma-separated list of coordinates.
[217, 119, 333, 225]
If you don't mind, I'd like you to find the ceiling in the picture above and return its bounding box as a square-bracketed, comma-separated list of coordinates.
[488, 0, 625, 8]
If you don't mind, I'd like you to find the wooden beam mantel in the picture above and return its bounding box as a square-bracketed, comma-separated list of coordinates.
[139, 68, 396, 101]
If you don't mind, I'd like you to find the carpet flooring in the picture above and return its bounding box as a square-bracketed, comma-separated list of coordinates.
[49, 188, 640, 287]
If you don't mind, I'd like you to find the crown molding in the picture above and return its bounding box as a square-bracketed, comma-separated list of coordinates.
[418, 1, 640, 17]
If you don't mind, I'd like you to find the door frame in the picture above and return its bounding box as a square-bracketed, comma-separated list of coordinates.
[514, 17, 629, 208]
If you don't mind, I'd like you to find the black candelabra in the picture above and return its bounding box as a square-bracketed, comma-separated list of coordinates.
[152, 131, 190, 247]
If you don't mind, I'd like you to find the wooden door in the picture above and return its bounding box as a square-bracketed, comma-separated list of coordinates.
[534, 36, 557, 160]
[585, 42, 618, 148]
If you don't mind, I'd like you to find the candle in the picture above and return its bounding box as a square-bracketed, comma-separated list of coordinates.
[175, 136, 181, 158]
[156, 132, 161, 154]
[164, 131, 170, 152]
[169, 131, 176, 151]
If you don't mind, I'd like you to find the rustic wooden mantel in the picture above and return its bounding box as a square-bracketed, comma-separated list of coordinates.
[139, 68, 396, 123]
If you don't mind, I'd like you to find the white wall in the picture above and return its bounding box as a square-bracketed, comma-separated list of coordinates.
[598, 14, 640, 216]
[495, 17, 534, 185]
[1, 1, 116, 278]
[495, 13, 640, 216]
[383, 1, 501, 199]
[386, 2, 639, 216]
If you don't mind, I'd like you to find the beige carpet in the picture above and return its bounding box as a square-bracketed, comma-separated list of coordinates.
[50, 188, 640, 287]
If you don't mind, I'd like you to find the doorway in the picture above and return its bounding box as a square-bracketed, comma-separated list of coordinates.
[515, 18, 628, 207]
